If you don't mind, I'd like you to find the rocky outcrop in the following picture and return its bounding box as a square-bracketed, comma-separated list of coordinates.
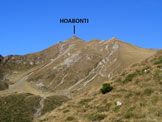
[0, 55, 3, 62]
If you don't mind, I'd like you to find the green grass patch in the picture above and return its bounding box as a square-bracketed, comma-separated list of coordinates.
[144, 88, 153, 96]
[86, 114, 106, 121]
[154, 56, 162, 65]
[115, 77, 122, 82]
[114, 106, 120, 112]
[153, 69, 162, 82]
[124, 113, 135, 119]
[66, 116, 74, 121]
[123, 73, 137, 83]
[128, 106, 136, 112]
[125, 112, 145, 119]
[125, 93, 133, 99]
[96, 103, 111, 112]
[140, 103, 147, 107]
[79, 98, 92, 105]
[63, 109, 70, 113]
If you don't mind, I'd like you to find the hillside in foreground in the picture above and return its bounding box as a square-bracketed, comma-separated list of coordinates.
[36, 50, 162, 122]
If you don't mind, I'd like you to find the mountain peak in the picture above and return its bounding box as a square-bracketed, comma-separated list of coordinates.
[70, 35, 80, 40]
[65, 36, 84, 42]
[108, 37, 120, 41]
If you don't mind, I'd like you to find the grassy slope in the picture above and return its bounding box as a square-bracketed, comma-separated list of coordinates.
[0, 93, 41, 122]
[0, 93, 68, 122]
[36, 50, 162, 122]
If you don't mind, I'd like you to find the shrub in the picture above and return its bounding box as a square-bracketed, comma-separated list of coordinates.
[115, 77, 121, 82]
[124, 113, 135, 119]
[63, 109, 69, 113]
[153, 69, 162, 82]
[144, 88, 153, 96]
[100, 83, 113, 94]
[123, 73, 137, 83]
[79, 98, 92, 105]
[140, 103, 146, 107]
[66, 116, 74, 121]
[96, 103, 111, 112]
[87, 114, 106, 121]
[128, 106, 136, 112]
[154, 56, 162, 65]
[125, 93, 132, 99]
[114, 106, 120, 112]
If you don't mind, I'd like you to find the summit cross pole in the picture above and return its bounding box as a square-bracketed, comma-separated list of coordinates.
[73, 24, 75, 35]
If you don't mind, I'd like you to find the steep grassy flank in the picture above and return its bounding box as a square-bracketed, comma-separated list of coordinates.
[0, 64, 4, 80]
[0, 93, 69, 122]
[36, 50, 162, 122]
[0, 93, 41, 122]
[0, 63, 8, 90]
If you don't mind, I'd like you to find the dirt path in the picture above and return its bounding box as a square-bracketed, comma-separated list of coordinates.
[33, 97, 46, 119]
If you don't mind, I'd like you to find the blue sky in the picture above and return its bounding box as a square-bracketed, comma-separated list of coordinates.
[0, 0, 162, 56]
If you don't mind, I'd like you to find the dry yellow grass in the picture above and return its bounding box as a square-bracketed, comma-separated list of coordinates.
[0, 36, 160, 122]
[36, 50, 162, 122]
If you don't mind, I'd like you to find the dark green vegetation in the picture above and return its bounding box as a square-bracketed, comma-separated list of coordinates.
[153, 69, 162, 83]
[79, 98, 92, 105]
[0, 81, 8, 91]
[153, 56, 162, 65]
[123, 73, 137, 83]
[144, 88, 153, 96]
[100, 83, 113, 94]
[86, 114, 106, 121]
[66, 116, 74, 121]
[0, 93, 68, 122]
[121, 66, 151, 84]
[0, 93, 41, 122]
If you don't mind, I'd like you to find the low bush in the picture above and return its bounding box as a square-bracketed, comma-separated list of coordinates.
[124, 113, 135, 119]
[79, 98, 92, 105]
[113, 106, 120, 112]
[153, 69, 162, 82]
[100, 83, 113, 94]
[125, 93, 133, 99]
[66, 116, 74, 121]
[87, 114, 106, 121]
[123, 73, 137, 83]
[154, 56, 162, 65]
[144, 88, 153, 96]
